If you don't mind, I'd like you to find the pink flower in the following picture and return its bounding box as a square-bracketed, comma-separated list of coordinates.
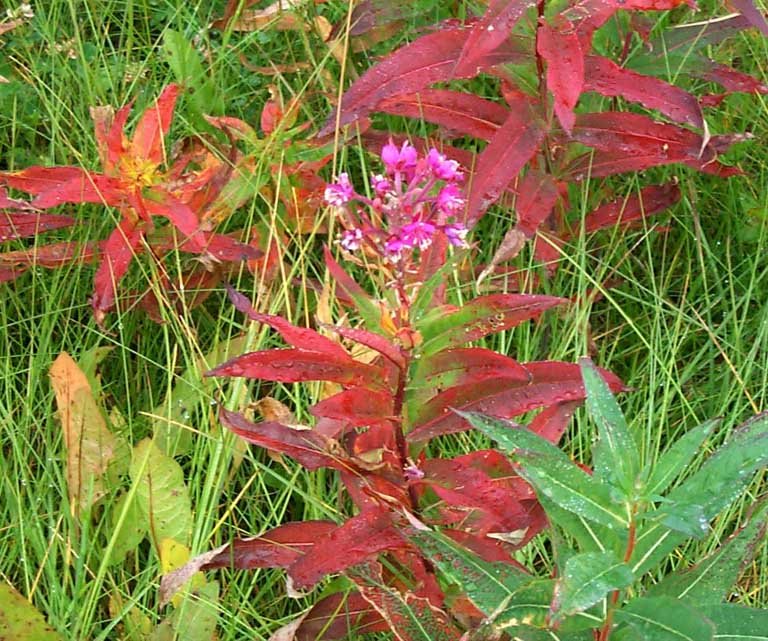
[384, 235, 407, 259]
[324, 173, 354, 206]
[370, 173, 391, 197]
[340, 228, 364, 251]
[437, 183, 466, 215]
[442, 223, 469, 248]
[400, 220, 437, 250]
[427, 148, 463, 181]
[381, 141, 418, 176]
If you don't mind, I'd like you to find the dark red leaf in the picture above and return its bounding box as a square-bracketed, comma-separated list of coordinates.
[209, 349, 387, 387]
[131, 84, 179, 164]
[92, 218, 145, 319]
[319, 323, 406, 369]
[311, 388, 395, 427]
[185, 233, 262, 262]
[319, 26, 527, 136]
[655, 14, 752, 54]
[538, 16, 584, 134]
[407, 361, 625, 442]
[420, 450, 537, 536]
[295, 592, 388, 641]
[0, 240, 99, 269]
[575, 183, 681, 234]
[218, 407, 351, 471]
[418, 294, 566, 355]
[527, 400, 580, 443]
[584, 55, 704, 127]
[515, 169, 560, 237]
[465, 100, 546, 226]
[0, 266, 26, 282]
[0, 212, 76, 241]
[697, 61, 768, 94]
[442, 530, 531, 567]
[378, 89, 509, 140]
[729, 0, 768, 36]
[412, 348, 530, 392]
[225, 284, 349, 358]
[202, 520, 337, 570]
[288, 508, 407, 588]
[454, 0, 536, 77]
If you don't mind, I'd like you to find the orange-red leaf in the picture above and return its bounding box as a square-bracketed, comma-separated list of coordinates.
[131, 84, 179, 163]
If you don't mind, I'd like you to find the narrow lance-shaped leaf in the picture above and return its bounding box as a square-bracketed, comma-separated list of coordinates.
[538, 16, 584, 134]
[614, 596, 715, 641]
[408, 525, 532, 617]
[461, 411, 631, 529]
[465, 101, 546, 226]
[0, 211, 76, 240]
[294, 592, 388, 640]
[377, 89, 509, 141]
[550, 552, 634, 623]
[729, 0, 768, 36]
[643, 418, 719, 498]
[584, 56, 704, 127]
[697, 603, 768, 640]
[646, 497, 768, 604]
[417, 294, 566, 356]
[318, 26, 525, 136]
[454, 0, 536, 77]
[579, 357, 638, 497]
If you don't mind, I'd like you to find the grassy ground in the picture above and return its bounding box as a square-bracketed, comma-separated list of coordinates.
[1, 0, 767, 639]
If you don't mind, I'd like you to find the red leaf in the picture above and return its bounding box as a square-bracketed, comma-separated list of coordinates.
[318, 26, 526, 136]
[226, 284, 349, 358]
[202, 521, 337, 570]
[377, 89, 509, 140]
[141, 192, 205, 251]
[413, 348, 530, 391]
[729, 0, 768, 36]
[0, 240, 99, 269]
[420, 450, 537, 536]
[311, 388, 395, 427]
[0, 212, 76, 241]
[295, 592, 388, 641]
[575, 183, 681, 234]
[698, 61, 768, 94]
[418, 294, 566, 354]
[584, 55, 704, 127]
[2, 167, 123, 208]
[131, 84, 179, 164]
[407, 361, 625, 442]
[208, 349, 387, 388]
[442, 530, 531, 566]
[92, 218, 145, 319]
[515, 169, 560, 237]
[465, 100, 546, 226]
[319, 323, 406, 369]
[218, 407, 351, 471]
[288, 508, 407, 588]
[454, 0, 536, 77]
[538, 16, 584, 134]
[527, 400, 580, 443]
[189, 233, 262, 262]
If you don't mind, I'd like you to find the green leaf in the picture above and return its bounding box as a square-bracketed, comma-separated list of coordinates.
[631, 412, 768, 575]
[643, 419, 720, 499]
[463, 411, 630, 529]
[614, 596, 714, 641]
[167, 582, 220, 641]
[579, 358, 638, 496]
[408, 527, 531, 616]
[0, 584, 63, 640]
[494, 579, 603, 633]
[551, 552, 634, 622]
[699, 603, 768, 640]
[129, 438, 193, 550]
[646, 497, 768, 604]
[163, 29, 224, 128]
[108, 491, 148, 565]
[540, 494, 620, 561]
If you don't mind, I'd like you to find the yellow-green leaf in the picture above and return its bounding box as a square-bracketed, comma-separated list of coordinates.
[0, 584, 63, 641]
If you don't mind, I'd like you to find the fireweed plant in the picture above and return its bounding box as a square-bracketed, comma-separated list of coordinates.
[163, 143, 626, 639]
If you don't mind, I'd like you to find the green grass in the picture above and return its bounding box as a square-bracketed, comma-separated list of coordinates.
[1, 0, 767, 639]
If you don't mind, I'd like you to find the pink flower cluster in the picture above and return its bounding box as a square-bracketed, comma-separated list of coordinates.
[324, 141, 469, 262]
